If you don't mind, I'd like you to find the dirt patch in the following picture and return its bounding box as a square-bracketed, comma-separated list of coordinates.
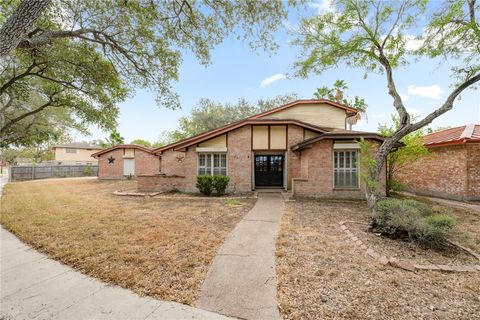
[349, 223, 478, 266]
[0, 179, 255, 305]
[276, 199, 480, 320]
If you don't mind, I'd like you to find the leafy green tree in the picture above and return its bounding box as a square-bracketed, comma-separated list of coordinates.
[0, 43, 124, 148]
[293, 0, 480, 221]
[378, 115, 429, 194]
[130, 139, 152, 147]
[161, 94, 298, 143]
[0, 0, 294, 148]
[313, 80, 367, 129]
[102, 131, 124, 148]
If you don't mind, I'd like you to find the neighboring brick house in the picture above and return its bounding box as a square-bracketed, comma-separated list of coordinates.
[394, 124, 480, 201]
[92, 144, 159, 179]
[92, 99, 393, 198]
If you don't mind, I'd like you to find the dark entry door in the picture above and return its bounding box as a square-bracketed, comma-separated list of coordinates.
[254, 155, 284, 187]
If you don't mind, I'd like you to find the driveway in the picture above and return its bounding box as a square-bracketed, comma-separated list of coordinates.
[196, 192, 285, 320]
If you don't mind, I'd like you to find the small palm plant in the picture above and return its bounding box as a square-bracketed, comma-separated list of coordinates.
[314, 80, 367, 130]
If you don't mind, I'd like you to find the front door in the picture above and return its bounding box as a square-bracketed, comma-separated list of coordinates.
[254, 155, 284, 187]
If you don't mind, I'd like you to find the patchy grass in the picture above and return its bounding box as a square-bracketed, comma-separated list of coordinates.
[276, 199, 480, 320]
[0, 179, 255, 305]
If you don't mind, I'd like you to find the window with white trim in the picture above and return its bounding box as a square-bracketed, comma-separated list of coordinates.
[65, 148, 77, 154]
[198, 153, 227, 176]
[334, 150, 359, 188]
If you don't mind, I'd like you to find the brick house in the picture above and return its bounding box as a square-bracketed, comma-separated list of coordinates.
[394, 124, 480, 201]
[93, 99, 392, 198]
[92, 144, 159, 179]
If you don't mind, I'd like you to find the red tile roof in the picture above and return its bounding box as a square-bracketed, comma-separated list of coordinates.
[424, 124, 480, 147]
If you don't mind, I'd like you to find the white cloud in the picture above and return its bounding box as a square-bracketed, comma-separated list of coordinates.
[406, 107, 422, 117]
[308, 0, 335, 14]
[404, 35, 424, 51]
[407, 85, 443, 99]
[260, 73, 286, 88]
[399, 94, 410, 101]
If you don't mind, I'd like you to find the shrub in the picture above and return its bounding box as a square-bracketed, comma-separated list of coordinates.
[83, 166, 93, 175]
[212, 176, 230, 195]
[375, 198, 455, 248]
[196, 175, 214, 196]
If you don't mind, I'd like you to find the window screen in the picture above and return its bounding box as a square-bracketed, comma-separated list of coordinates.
[334, 151, 359, 188]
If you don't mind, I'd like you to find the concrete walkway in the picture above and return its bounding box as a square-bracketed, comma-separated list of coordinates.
[0, 175, 232, 320]
[196, 192, 285, 320]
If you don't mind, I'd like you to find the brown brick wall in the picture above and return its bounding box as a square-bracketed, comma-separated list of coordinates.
[227, 126, 252, 192]
[135, 150, 160, 175]
[467, 143, 480, 200]
[156, 126, 253, 193]
[293, 140, 387, 199]
[98, 148, 159, 179]
[287, 125, 305, 189]
[394, 144, 469, 200]
[98, 149, 124, 179]
[139, 125, 388, 197]
[137, 174, 185, 192]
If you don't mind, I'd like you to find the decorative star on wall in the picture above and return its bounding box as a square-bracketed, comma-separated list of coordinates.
[108, 156, 115, 164]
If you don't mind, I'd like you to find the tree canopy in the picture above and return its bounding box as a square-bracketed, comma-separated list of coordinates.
[0, 0, 294, 148]
[160, 94, 298, 144]
[313, 80, 367, 128]
[292, 0, 480, 219]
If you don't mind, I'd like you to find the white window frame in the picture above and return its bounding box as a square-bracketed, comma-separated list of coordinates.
[65, 148, 78, 154]
[197, 153, 227, 176]
[333, 150, 359, 189]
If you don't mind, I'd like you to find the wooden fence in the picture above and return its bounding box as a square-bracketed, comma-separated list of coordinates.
[9, 165, 98, 182]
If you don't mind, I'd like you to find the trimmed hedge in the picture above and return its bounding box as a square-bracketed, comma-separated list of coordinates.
[212, 176, 230, 195]
[196, 175, 214, 196]
[375, 198, 455, 248]
[196, 175, 230, 196]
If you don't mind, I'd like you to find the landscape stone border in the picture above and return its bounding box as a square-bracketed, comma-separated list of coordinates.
[339, 221, 480, 273]
[113, 189, 258, 200]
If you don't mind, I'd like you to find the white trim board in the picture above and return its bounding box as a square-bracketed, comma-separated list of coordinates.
[333, 143, 360, 149]
[196, 147, 227, 152]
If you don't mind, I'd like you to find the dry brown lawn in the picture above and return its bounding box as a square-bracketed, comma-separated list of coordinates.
[0, 178, 255, 305]
[276, 198, 480, 320]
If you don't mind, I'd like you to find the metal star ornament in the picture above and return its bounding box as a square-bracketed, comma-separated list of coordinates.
[107, 156, 115, 164]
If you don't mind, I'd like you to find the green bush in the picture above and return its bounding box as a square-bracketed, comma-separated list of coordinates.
[375, 198, 455, 247]
[196, 175, 214, 196]
[212, 176, 230, 195]
[83, 166, 93, 175]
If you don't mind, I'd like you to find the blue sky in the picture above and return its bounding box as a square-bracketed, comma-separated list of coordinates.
[78, 1, 480, 144]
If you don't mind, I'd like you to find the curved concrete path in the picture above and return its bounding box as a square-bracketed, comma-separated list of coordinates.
[0, 175, 232, 320]
[196, 192, 285, 320]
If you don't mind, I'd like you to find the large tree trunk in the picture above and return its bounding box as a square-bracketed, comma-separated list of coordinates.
[365, 130, 405, 228]
[0, 0, 51, 56]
